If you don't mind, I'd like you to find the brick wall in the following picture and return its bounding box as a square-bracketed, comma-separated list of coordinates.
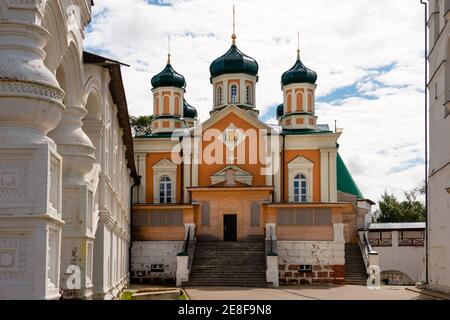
[277, 241, 346, 285]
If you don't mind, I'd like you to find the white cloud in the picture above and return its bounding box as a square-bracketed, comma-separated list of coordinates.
[85, 0, 426, 204]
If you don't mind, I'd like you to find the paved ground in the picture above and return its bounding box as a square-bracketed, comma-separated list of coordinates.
[183, 285, 441, 300]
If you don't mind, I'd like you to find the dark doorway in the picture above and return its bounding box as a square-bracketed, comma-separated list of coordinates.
[223, 215, 237, 241]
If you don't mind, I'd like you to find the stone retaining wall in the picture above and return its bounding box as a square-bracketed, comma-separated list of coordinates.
[277, 241, 346, 285]
[131, 241, 184, 284]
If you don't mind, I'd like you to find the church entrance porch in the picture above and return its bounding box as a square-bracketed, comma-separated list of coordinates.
[188, 187, 273, 242]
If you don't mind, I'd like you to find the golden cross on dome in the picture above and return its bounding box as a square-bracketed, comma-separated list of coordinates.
[297, 30, 301, 60]
[232, 4, 236, 45]
[167, 35, 171, 64]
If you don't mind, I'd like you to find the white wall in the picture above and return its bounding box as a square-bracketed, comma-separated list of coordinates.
[427, 0, 450, 294]
[373, 231, 425, 284]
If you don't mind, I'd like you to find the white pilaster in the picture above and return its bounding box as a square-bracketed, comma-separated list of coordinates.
[320, 149, 330, 202]
[0, 2, 65, 300]
[329, 150, 338, 202]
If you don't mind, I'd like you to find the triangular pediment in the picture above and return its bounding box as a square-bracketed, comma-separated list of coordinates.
[201, 105, 273, 132]
[211, 165, 253, 186]
[287, 156, 314, 169]
[152, 158, 177, 169]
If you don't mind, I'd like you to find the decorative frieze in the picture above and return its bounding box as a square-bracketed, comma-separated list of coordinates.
[0, 81, 64, 104]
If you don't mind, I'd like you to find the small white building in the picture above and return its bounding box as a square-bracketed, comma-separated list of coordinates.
[369, 223, 425, 285]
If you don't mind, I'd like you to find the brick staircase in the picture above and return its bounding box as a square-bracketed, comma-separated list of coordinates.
[345, 244, 368, 286]
[183, 241, 268, 287]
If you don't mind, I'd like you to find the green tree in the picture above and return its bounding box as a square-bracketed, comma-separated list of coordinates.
[373, 187, 426, 223]
[130, 115, 153, 135]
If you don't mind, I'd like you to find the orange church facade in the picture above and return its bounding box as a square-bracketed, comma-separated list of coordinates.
[131, 33, 373, 287]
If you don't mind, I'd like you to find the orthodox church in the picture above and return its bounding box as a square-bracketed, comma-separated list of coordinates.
[131, 28, 374, 287]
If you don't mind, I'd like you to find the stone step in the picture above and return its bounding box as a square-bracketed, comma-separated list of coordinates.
[184, 282, 268, 288]
[189, 273, 264, 280]
[188, 241, 267, 287]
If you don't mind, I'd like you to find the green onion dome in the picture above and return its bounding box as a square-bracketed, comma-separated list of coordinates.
[151, 62, 186, 89]
[210, 44, 259, 79]
[281, 54, 317, 86]
[276, 103, 284, 118]
[183, 100, 198, 119]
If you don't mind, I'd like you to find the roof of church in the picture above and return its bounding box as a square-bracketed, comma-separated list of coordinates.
[151, 63, 186, 89]
[281, 55, 317, 86]
[337, 153, 364, 199]
[282, 125, 333, 135]
[210, 44, 259, 79]
[183, 100, 198, 119]
[276, 104, 284, 118]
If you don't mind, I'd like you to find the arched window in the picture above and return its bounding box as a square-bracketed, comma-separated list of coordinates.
[159, 176, 172, 204]
[230, 84, 238, 103]
[294, 174, 308, 203]
[216, 86, 223, 105]
[246, 85, 252, 104]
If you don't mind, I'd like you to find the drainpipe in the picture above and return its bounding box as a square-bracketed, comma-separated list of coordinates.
[420, 0, 429, 285]
[129, 175, 141, 282]
[281, 133, 286, 203]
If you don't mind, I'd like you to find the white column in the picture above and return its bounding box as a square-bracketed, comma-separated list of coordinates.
[239, 78, 245, 105]
[0, 2, 65, 300]
[303, 88, 308, 112]
[224, 80, 229, 104]
[329, 150, 338, 202]
[266, 255, 279, 287]
[320, 149, 330, 202]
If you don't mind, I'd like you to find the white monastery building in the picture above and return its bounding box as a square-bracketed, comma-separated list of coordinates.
[0, 0, 138, 300]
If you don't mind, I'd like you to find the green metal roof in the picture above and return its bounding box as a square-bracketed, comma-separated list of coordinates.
[281, 55, 317, 86]
[210, 44, 259, 79]
[183, 100, 198, 119]
[337, 153, 364, 199]
[151, 63, 186, 89]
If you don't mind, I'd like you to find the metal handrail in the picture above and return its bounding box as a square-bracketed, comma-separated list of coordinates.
[358, 230, 374, 271]
[266, 225, 277, 256]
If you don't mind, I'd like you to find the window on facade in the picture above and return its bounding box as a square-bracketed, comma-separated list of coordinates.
[398, 231, 425, 247]
[294, 174, 308, 202]
[159, 176, 172, 204]
[246, 85, 252, 104]
[299, 265, 313, 273]
[217, 86, 223, 105]
[230, 84, 238, 103]
[368, 231, 393, 247]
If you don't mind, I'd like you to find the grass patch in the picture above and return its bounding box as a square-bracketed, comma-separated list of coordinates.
[179, 291, 189, 300]
[120, 291, 133, 300]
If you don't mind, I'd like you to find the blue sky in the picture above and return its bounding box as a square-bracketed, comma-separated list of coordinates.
[85, 0, 426, 204]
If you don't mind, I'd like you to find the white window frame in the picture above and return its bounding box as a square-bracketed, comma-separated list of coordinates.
[293, 174, 308, 203]
[246, 85, 252, 104]
[216, 85, 223, 106]
[230, 84, 238, 104]
[159, 176, 172, 204]
[152, 158, 177, 204]
[288, 156, 314, 203]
